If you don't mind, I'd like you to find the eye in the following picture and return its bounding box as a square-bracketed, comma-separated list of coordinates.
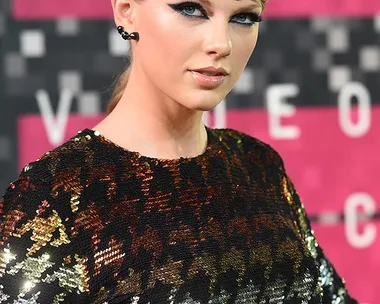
[168, 2, 207, 19]
[168, 1, 263, 27]
[231, 13, 262, 26]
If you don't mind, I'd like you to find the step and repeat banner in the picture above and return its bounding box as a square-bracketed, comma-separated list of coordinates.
[1, 0, 379, 302]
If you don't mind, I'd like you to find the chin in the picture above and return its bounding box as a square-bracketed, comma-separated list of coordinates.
[198, 103, 221, 112]
[182, 92, 226, 112]
[185, 100, 222, 112]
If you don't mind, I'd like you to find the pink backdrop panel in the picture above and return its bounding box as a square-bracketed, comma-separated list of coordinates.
[12, 0, 380, 20]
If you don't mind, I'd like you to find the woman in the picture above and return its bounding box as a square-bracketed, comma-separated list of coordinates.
[0, 0, 358, 303]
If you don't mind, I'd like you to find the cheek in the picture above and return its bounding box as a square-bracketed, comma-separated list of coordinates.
[140, 11, 191, 65]
[233, 31, 259, 69]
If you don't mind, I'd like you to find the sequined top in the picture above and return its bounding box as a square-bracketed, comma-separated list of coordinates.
[0, 127, 357, 304]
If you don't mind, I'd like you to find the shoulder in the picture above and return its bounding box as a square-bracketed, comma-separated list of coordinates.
[1, 130, 94, 215]
[24, 129, 96, 178]
[211, 127, 284, 167]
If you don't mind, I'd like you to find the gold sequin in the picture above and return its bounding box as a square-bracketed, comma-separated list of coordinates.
[8, 252, 54, 293]
[14, 210, 70, 256]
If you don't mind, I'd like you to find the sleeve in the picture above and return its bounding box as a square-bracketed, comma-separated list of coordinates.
[0, 167, 89, 303]
[279, 162, 359, 303]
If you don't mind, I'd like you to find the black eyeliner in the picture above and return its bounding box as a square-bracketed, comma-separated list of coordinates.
[168, 1, 263, 25]
[242, 12, 263, 23]
[168, 1, 208, 19]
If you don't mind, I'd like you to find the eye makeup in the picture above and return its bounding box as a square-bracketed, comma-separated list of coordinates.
[168, 1, 262, 26]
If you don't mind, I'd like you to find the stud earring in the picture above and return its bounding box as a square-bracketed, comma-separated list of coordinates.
[117, 26, 139, 41]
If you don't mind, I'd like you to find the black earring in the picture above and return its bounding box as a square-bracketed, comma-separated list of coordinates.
[117, 26, 139, 41]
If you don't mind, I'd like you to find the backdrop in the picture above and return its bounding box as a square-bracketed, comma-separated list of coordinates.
[0, 0, 379, 302]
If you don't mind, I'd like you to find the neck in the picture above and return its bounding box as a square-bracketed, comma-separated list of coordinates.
[94, 72, 208, 159]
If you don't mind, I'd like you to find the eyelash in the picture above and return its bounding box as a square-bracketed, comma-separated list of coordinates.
[168, 1, 263, 27]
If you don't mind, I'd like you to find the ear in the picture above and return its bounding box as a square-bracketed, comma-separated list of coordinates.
[110, 0, 136, 29]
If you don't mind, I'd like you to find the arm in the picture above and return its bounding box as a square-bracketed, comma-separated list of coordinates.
[280, 166, 358, 303]
[0, 167, 89, 303]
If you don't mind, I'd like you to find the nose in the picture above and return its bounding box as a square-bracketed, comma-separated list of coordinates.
[203, 21, 232, 58]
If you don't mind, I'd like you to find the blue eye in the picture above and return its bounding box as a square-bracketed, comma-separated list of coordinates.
[181, 4, 203, 17]
[231, 13, 262, 26]
[168, 2, 207, 19]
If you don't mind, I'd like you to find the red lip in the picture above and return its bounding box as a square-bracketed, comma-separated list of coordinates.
[190, 66, 229, 76]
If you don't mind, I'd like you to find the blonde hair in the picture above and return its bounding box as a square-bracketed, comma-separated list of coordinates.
[106, 0, 268, 115]
[107, 64, 132, 114]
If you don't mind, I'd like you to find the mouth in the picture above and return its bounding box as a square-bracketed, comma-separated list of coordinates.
[188, 70, 227, 89]
[194, 71, 225, 76]
[190, 66, 229, 77]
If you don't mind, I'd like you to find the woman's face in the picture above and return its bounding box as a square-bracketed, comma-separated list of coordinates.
[121, 0, 262, 111]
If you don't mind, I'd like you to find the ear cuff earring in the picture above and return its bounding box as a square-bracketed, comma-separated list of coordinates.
[117, 26, 139, 41]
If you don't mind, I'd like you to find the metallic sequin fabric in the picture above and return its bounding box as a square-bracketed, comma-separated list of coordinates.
[0, 128, 357, 303]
